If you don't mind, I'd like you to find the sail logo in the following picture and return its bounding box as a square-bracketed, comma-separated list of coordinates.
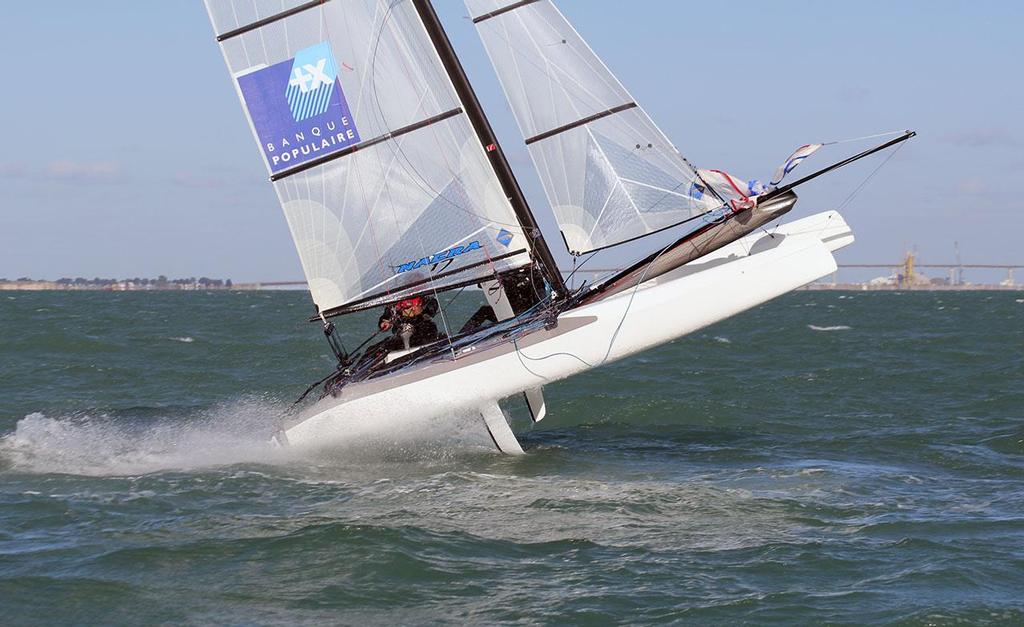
[396, 241, 482, 274]
[285, 44, 338, 122]
[237, 42, 360, 174]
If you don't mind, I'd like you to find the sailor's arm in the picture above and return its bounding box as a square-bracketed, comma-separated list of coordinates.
[422, 297, 439, 318]
[379, 306, 396, 331]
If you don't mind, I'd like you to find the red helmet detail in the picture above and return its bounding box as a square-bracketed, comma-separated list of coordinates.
[397, 297, 422, 310]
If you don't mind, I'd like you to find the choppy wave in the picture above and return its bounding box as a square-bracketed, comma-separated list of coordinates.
[2, 290, 1023, 624]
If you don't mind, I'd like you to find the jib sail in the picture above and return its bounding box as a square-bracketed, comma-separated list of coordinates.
[465, 0, 721, 255]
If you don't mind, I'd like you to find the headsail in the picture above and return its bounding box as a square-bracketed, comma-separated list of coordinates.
[465, 0, 720, 255]
[205, 0, 537, 315]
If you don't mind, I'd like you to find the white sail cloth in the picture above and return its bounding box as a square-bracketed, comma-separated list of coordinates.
[465, 0, 720, 254]
[205, 0, 534, 313]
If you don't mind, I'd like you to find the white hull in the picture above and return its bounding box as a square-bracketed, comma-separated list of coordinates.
[281, 210, 854, 451]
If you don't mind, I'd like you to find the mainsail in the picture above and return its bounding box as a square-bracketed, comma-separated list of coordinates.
[465, 0, 721, 254]
[205, 0, 540, 315]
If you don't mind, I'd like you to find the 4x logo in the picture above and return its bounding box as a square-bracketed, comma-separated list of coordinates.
[284, 42, 339, 122]
[289, 59, 332, 93]
[395, 241, 482, 275]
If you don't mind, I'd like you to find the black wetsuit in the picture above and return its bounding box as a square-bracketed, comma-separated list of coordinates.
[460, 266, 545, 334]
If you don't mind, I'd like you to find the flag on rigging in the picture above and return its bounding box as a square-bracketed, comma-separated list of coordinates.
[770, 144, 823, 186]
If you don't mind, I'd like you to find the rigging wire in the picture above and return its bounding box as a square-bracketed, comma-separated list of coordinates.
[836, 140, 907, 211]
[822, 130, 905, 146]
[513, 230, 681, 375]
[564, 251, 598, 287]
[801, 138, 910, 250]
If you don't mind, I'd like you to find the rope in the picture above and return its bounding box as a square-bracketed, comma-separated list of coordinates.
[564, 251, 598, 288]
[511, 233, 679, 375]
[836, 140, 907, 211]
[822, 130, 905, 146]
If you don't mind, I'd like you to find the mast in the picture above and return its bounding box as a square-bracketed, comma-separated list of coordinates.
[411, 0, 567, 297]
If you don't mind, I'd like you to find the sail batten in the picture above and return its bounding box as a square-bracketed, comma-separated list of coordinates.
[205, 0, 537, 314]
[270, 107, 464, 182]
[525, 102, 636, 145]
[471, 0, 543, 24]
[465, 0, 720, 254]
[216, 0, 332, 42]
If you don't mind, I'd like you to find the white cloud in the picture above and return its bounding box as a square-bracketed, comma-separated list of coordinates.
[45, 161, 124, 184]
[0, 162, 29, 179]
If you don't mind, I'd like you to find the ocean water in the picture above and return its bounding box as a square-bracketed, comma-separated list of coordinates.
[1, 290, 1022, 625]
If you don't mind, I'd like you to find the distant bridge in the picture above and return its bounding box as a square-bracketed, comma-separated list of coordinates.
[837, 264, 1022, 269]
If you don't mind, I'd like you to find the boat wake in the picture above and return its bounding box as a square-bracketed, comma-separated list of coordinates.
[0, 399, 289, 476]
[0, 397, 501, 476]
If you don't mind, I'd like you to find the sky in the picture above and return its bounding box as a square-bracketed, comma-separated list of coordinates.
[1, 1, 1021, 283]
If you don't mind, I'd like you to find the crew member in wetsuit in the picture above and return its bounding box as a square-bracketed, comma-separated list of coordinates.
[460, 265, 546, 334]
[378, 295, 440, 350]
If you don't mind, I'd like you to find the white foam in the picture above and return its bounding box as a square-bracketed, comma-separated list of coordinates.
[169, 336, 194, 343]
[0, 392, 504, 476]
[808, 325, 852, 332]
[714, 336, 732, 344]
[0, 399, 292, 476]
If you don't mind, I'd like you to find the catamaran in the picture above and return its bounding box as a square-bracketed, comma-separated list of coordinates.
[203, 0, 912, 454]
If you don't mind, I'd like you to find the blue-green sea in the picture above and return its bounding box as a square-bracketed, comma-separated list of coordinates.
[1, 290, 1022, 625]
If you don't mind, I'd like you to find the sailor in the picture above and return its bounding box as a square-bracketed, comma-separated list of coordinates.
[460, 265, 546, 334]
[378, 295, 440, 350]
[504, 265, 546, 313]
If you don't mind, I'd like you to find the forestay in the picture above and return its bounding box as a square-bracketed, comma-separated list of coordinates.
[465, 0, 720, 254]
[205, 0, 535, 315]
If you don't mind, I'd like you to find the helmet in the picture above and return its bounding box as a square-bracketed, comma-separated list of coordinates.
[396, 297, 422, 311]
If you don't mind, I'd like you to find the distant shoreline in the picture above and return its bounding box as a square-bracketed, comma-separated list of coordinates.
[2, 281, 1020, 293]
[0, 280, 268, 292]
